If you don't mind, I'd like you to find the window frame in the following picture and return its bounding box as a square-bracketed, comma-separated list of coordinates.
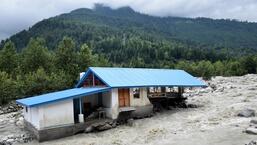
[133, 88, 140, 99]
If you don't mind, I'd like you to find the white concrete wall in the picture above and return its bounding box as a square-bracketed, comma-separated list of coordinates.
[23, 107, 39, 129]
[102, 89, 119, 119]
[23, 87, 152, 129]
[129, 88, 151, 107]
[38, 99, 74, 129]
[111, 89, 119, 119]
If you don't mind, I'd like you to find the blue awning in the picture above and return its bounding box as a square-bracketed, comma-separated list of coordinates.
[16, 87, 110, 107]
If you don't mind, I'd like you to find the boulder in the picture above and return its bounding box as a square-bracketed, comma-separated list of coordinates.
[85, 126, 94, 133]
[16, 117, 24, 126]
[248, 87, 256, 91]
[6, 139, 14, 143]
[1, 141, 12, 145]
[246, 127, 257, 135]
[111, 121, 117, 128]
[96, 123, 112, 131]
[246, 140, 257, 145]
[217, 87, 224, 92]
[238, 109, 255, 117]
[210, 84, 217, 90]
[127, 119, 134, 127]
[250, 119, 257, 124]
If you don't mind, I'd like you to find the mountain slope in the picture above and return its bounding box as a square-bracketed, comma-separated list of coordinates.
[2, 5, 257, 55]
[6, 5, 257, 49]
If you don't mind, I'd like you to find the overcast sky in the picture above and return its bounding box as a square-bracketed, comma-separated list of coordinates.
[1, 0, 257, 41]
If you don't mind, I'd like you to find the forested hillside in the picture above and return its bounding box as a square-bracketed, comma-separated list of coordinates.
[0, 5, 257, 104]
[3, 5, 257, 50]
[1, 5, 257, 66]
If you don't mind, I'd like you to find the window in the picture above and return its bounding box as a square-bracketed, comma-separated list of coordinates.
[25, 107, 28, 112]
[133, 88, 140, 98]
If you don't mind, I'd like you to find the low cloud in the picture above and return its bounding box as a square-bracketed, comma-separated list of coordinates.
[1, 0, 257, 41]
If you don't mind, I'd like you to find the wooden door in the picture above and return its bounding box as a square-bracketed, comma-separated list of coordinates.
[118, 88, 130, 107]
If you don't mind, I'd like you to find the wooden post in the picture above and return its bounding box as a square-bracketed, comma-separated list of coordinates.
[92, 73, 95, 86]
[79, 97, 82, 114]
[178, 87, 183, 97]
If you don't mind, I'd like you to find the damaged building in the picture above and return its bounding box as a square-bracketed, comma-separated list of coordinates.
[16, 67, 206, 141]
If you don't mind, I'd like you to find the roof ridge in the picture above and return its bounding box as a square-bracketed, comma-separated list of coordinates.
[90, 67, 183, 71]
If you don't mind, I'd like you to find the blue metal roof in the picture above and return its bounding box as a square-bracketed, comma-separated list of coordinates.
[17, 67, 206, 107]
[16, 87, 110, 107]
[77, 67, 206, 88]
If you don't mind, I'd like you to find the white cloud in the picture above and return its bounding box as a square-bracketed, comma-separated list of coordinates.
[1, 0, 257, 41]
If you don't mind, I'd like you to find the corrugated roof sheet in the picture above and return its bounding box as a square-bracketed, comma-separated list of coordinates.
[16, 87, 110, 107]
[17, 67, 206, 107]
[77, 67, 206, 88]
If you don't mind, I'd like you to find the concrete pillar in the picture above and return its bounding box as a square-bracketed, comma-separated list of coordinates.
[78, 97, 84, 123]
[79, 114, 84, 123]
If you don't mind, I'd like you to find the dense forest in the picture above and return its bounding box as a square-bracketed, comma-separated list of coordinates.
[2, 5, 257, 51]
[0, 5, 257, 104]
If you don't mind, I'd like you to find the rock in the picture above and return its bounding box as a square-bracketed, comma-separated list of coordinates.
[112, 122, 117, 128]
[186, 104, 198, 108]
[250, 119, 257, 124]
[15, 117, 24, 126]
[248, 87, 256, 91]
[6, 138, 14, 143]
[1, 141, 12, 145]
[85, 126, 94, 133]
[246, 140, 257, 145]
[246, 127, 257, 135]
[199, 88, 210, 94]
[110, 120, 117, 128]
[6, 134, 14, 139]
[96, 123, 112, 131]
[0, 101, 22, 115]
[238, 109, 255, 117]
[216, 87, 224, 92]
[18, 117, 24, 121]
[210, 84, 217, 90]
[127, 119, 134, 127]
[9, 119, 15, 123]
[16, 120, 24, 126]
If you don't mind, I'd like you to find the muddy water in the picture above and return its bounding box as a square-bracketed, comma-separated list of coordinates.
[0, 119, 12, 139]
[0, 113, 24, 139]
[27, 109, 256, 145]
[10, 75, 257, 144]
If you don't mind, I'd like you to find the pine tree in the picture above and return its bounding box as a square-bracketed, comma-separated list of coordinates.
[21, 38, 52, 73]
[78, 43, 92, 71]
[0, 41, 18, 74]
[55, 36, 79, 86]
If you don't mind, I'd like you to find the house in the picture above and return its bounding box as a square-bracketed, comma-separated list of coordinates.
[16, 67, 206, 141]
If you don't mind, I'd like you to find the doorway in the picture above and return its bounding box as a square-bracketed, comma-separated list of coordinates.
[118, 88, 130, 107]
